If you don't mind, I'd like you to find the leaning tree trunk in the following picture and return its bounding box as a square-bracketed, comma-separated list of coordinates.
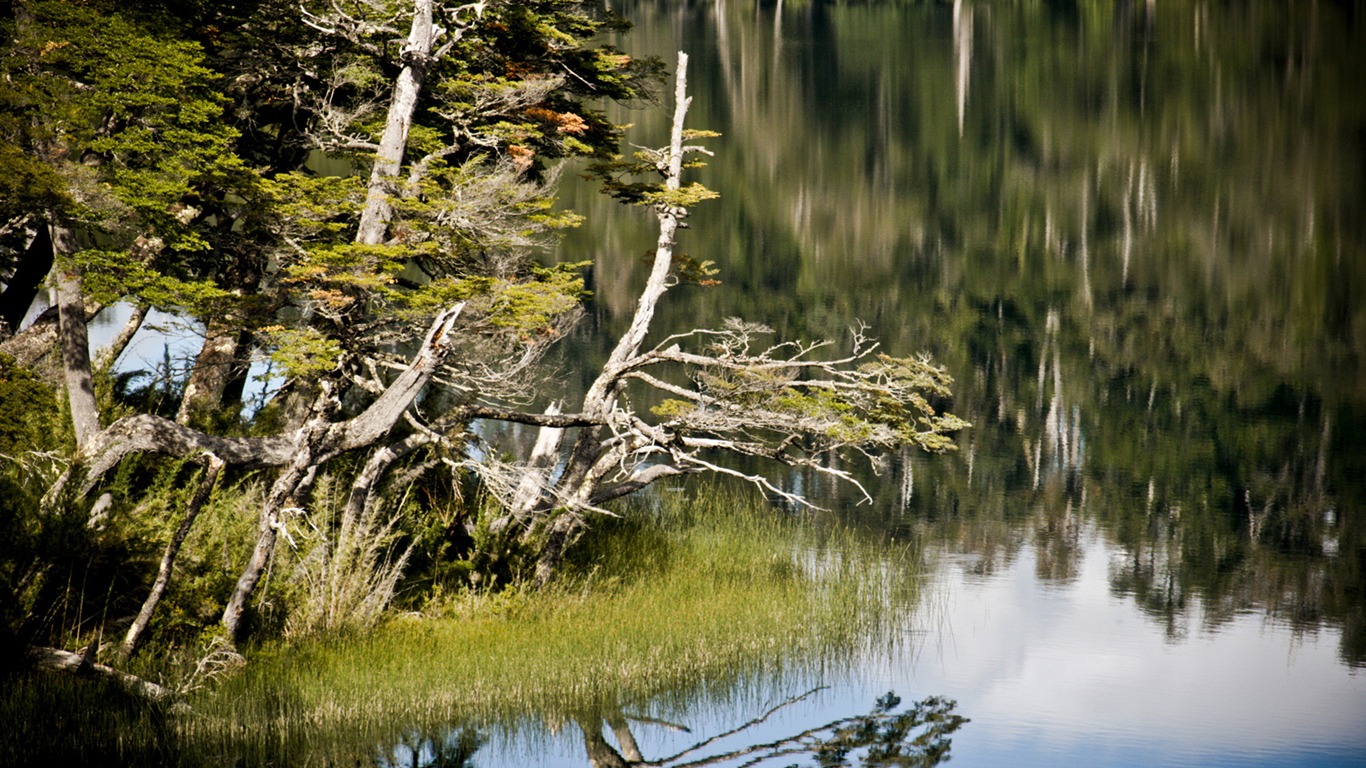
[119, 454, 224, 659]
[355, 0, 439, 246]
[220, 411, 333, 643]
[218, 302, 464, 643]
[0, 223, 53, 335]
[217, 1, 452, 642]
[177, 321, 246, 425]
[94, 304, 146, 371]
[529, 52, 695, 587]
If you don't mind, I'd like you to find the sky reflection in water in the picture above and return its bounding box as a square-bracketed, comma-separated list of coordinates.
[905, 527, 1366, 767]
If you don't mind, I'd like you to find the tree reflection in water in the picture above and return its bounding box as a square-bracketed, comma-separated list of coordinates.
[378, 691, 967, 768]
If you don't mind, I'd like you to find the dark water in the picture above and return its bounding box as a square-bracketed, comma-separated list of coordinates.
[466, 1, 1366, 765]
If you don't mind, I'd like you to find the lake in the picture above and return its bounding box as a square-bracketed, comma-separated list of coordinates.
[452, 1, 1366, 765]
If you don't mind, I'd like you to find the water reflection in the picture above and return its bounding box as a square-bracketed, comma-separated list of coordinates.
[914, 526, 1366, 767]
[373, 692, 966, 768]
[530, 1, 1366, 764]
[547, 0, 1365, 667]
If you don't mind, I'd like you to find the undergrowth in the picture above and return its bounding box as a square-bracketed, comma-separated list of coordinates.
[2, 483, 926, 767]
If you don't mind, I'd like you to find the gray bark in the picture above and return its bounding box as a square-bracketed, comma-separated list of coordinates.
[219, 302, 464, 643]
[0, 304, 61, 371]
[530, 53, 694, 586]
[344, 430, 435, 523]
[607, 714, 645, 763]
[333, 302, 464, 451]
[497, 401, 564, 533]
[579, 718, 629, 768]
[355, 0, 438, 246]
[52, 220, 100, 450]
[94, 304, 146, 371]
[29, 645, 174, 701]
[176, 322, 243, 425]
[77, 415, 295, 493]
[220, 415, 332, 642]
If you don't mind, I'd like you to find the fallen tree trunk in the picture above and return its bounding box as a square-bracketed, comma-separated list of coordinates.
[29, 645, 174, 702]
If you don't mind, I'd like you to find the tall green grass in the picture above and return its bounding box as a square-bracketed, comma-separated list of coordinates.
[4, 484, 927, 767]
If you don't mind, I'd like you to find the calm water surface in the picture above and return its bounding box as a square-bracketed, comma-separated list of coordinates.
[393, 1, 1366, 765]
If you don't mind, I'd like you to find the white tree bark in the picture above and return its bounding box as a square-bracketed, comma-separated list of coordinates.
[527, 53, 696, 586]
[219, 302, 464, 642]
[354, 0, 435, 245]
[29, 646, 174, 701]
[491, 51, 966, 587]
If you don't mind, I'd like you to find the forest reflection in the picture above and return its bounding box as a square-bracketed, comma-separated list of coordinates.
[552, 0, 1365, 668]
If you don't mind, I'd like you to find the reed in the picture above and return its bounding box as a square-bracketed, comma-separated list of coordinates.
[6, 484, 927, 766]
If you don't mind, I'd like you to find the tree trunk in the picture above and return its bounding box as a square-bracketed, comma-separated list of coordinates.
[355, 0, 438, 246]
[0, 305, 59, 376]
[344, 430, 434, 523]
[556, 53, 691, 503]
[51, 219, 100, 451]
[0, 223, 53, 335]
[532, 53, 694, 586]
[220, 439, 326, 643]
[495, 401, 565, 534]
[94, 304, 146, 371]
[177, 321, 245, 425]
[222, 1, 456, 634]
[219, 303, 464, 643]
[29, 646, 174, 702]
[607, 713, 645, 763]
[119, 455, 224, 659]
[531, 512, 579, 589]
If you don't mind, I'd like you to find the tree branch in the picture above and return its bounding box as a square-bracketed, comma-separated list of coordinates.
[333, 301, 464, 450]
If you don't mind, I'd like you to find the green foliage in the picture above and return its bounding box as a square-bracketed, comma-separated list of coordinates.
[75, 250, 234, 311]
[813, 693, 968, 768]
[0, 353, 65, 460]
[585, 122, 721, 208]
[419, 482, 536, 594]
[1, 0, 245, 244]
[104, 344, 185, 421]
[0, 487, 150, 656]
[0, 354, 71, 654]
[259, 326, 343, 378]
[641, 181, 719, 209]
[670, 253, 722, 286]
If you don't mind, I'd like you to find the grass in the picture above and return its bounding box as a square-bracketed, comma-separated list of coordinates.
[3, 483, 927, 767]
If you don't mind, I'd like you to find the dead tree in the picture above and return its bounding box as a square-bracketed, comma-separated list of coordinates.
[468, 53, 968, 586]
